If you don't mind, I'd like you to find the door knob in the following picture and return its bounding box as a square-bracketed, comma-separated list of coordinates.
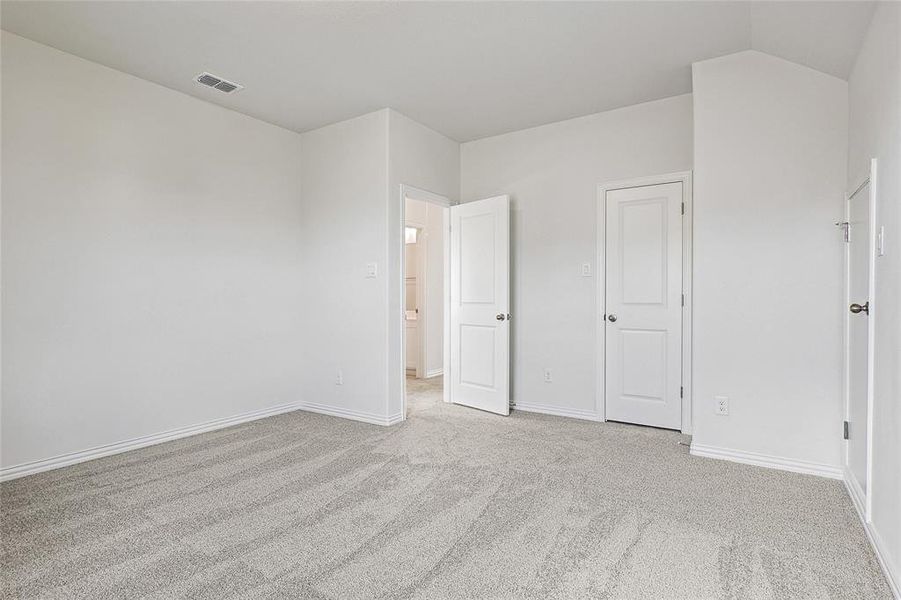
[607, 314, 617, 323]
[850, 302, 869, 315]
[496, 313, 506, 321]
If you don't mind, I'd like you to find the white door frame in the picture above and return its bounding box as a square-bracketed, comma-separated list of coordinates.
[842, 158, 877, 522]
[596, 171, 693, 434]
[399, 184, 453, 420]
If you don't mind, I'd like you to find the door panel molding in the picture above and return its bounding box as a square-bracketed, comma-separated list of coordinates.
[597, 171, 693, 434]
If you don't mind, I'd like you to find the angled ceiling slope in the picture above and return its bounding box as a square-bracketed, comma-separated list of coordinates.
[0, 1, 875, 141]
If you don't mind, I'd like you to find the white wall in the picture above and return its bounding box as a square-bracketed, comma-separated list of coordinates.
[460, 95, 693, 418]
[299, 109, 458, 422]
[2, 31, 878, 524]
[404, 239, 420, 371]
[691, 51, 848, 470]
[388, 111, 459, 416]
[1, 32, 305, 469]
[0, 35, 459, 467]
[848, 2, 901, 591]
[404, 238, 420, 297]
[424, 201, 445, 377]
[298, 110, 391, 423]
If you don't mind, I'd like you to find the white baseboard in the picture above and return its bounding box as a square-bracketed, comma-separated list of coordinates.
[689, 443, 843, 480]
[843, 471, 901, 599]
[1, 399, 408, 483]
[844, 466, 867, 518]
[425, 368, 443, 378]
[513, 402, 600, 422]
[0, 401, 304, 483]
[296, 401, 403, 427]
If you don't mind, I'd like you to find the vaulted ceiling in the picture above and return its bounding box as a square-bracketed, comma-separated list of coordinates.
[1, 1, 876, 141]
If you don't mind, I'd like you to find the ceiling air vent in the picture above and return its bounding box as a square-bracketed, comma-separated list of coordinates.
[194, 72, 243, 94]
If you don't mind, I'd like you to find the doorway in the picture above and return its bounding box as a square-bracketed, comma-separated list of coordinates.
[843, 158, 877, 521]
[402, 187, 451, 418]
[597, 172, 693, 433]
[399, 187, 512, 420]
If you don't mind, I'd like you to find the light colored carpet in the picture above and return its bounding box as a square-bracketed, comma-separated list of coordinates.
[1, 377, 891, 599]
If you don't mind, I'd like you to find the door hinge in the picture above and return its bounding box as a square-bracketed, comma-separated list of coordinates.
[680, 386, 683, 398]
[836, 221, 849, 242]
[681, 293, 685, 307]
[681, 202, 685, 215]
[843, 420, 849, 440]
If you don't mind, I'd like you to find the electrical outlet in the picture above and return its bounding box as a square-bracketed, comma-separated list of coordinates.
[544, 369, 552, 383]
[581, 262, 592, 277]
[366, 262, 378, 278]
[715, 395, 729, 416]
[335, 369, 344, 385]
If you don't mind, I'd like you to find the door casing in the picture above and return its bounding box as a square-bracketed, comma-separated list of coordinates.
[597, 171, 693, 434]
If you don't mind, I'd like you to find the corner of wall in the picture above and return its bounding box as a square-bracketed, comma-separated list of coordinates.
[691, 43, 847, 470]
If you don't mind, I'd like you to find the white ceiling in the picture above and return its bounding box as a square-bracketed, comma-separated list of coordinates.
[0, 1, 875, 142]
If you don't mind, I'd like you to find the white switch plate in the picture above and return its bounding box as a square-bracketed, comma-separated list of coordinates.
[366, 262, 378, 278]
[877, 226, 885, 257]
[715, 396, 729, 416]
[335, 369, 343, 385]
[581, 262, 592, 277]
[543, 369, 552, 383]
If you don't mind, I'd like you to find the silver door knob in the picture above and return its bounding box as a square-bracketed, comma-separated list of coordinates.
[496, 314, 506, 321]
[607, 314, 617, 322]
[850, 302, 869, 315]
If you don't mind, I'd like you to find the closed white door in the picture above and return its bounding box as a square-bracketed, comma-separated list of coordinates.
[605, 182, 683, 429]
[847, 180, 871, 495]
[449, 195, 510, 415]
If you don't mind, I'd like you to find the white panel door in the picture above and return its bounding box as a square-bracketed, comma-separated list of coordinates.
[449, 195, 510, 415]
[605, 182, 683, 429]
[847, 181, 871, 494]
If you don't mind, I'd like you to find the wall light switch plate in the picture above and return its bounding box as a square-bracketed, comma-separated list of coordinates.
[543, 369, 552, 383]
[366, 263, 378, 278]
[581, 263, 592, 277]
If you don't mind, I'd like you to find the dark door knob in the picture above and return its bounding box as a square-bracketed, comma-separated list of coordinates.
[850, 302, 869, 315]
[607, 314, 617, 323]
[496, 313, 506, 321]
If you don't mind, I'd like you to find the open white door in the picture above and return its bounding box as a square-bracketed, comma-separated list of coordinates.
[449, 195, 510, 415]
[844, 160, 876, 519]
[847, 179, 871, 496]
[605, 182, 683, 430]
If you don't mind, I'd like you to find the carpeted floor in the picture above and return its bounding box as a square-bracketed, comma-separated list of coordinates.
[1, 377, 891, 599]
